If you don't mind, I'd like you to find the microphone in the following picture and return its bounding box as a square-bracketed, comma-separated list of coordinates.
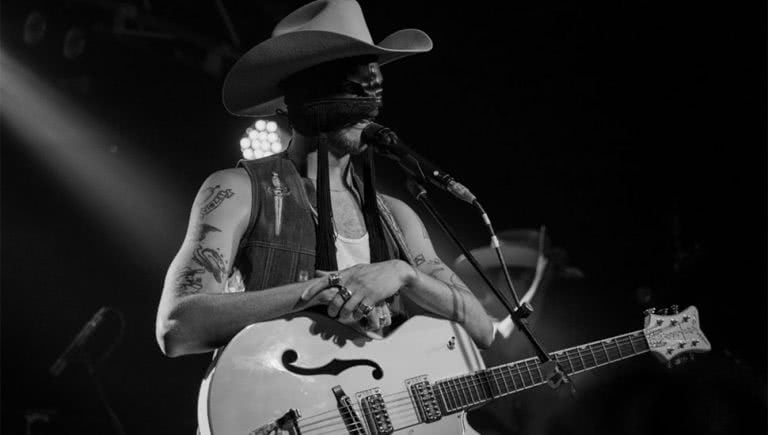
[49, 306, 109, 376]
[362, 122, 477, 203]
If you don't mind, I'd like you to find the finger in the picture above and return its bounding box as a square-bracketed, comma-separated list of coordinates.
[300, 277, 329, 301]
[326, 290, 347, 318]
[367, 306, 382, 330]
[341, 291, 367, 320]
[379, 305, 392, 328]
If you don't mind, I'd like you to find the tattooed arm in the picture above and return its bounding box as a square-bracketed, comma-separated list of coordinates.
[382, 196, 495, 349]
[155, 169, 337, 357]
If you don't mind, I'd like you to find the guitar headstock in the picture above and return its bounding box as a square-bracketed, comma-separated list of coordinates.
[643, 305, 711, 364]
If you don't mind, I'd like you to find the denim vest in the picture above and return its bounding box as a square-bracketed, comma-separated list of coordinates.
[234, 153, 414, 295]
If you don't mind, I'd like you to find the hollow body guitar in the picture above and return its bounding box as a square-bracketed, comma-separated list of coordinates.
[199, 307, 709, 435]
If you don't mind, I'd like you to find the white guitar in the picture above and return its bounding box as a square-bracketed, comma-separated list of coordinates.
[198, 306, 710, 435]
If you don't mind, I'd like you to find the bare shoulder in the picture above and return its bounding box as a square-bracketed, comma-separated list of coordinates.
[200, 168, 250, 192]
[381, 194, 418, 221]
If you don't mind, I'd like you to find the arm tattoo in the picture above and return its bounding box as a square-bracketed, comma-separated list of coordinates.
[197, 223, 222, 242]
[427, 269, 470, 323]
[200, 185, 235, 216]
[413, 254, 426, 266]
[192, 245, 228, 283]
[175, 267, 205, 296]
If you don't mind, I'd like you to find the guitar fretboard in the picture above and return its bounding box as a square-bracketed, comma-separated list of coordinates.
[434, 330, 649, 414]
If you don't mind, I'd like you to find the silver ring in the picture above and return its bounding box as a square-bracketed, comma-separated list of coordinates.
[355, 303, 373, 316]
[336, 286, 352, 302]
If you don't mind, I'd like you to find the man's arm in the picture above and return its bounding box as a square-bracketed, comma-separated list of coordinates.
[383, 196, 495, 349]
[155, 169, 336, 357]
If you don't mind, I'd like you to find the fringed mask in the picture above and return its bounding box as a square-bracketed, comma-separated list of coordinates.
[282, 56, 383, 135]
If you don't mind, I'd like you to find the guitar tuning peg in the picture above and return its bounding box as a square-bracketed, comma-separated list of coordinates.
[671, 305, 679, 314]
[643, 307, 656, 315]
[658, 308, 669, 315]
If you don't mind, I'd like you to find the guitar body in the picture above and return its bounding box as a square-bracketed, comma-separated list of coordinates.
[198, 312, 485, 435]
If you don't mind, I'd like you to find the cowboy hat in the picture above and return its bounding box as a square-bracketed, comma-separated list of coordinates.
[222, 0, 433, 116]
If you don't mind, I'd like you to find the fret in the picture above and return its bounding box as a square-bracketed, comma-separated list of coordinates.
[529, 360, 543, 384]
[615, 339, 623, 358]
[465, 375, 478, 403]
[457, 378, 470, 406]
[446, 380, 458, 411]
[600, 340, 612, 362]
[509, 365, 523, 390]
[488, 368, 502, 397]
[435, 381, 450, 413]
[594, 342, 609, 364]
[497, 367, 510, 394]
[568, 349, 584, 372]
[475, 373, 487, 402]
[580, 346, 596, 369]
[478, 371, 495, 399]
[476, 373, 490, 401]
[560, 351, 573, 374]
[518, 362, 533, 387]
[438, 381, 453, 412]
[576, 347, 588, 371]
[506, 365, 518, 391]
[450, 378, 466, 407]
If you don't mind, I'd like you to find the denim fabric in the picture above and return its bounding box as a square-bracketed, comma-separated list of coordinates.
[234, 153, 413, 294]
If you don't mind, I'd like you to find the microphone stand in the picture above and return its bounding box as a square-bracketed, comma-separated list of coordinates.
[406, 178, 575, 393]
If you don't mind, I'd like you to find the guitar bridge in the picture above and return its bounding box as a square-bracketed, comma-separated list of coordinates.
[333, 385, 366, 435]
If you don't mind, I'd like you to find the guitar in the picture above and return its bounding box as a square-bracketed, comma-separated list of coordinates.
[198, 306, 710, 435]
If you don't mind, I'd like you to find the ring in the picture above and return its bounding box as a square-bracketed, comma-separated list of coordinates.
[328, 272, 342, 287]
[355, 303, 374, 316]
[336, 286, 352, 302]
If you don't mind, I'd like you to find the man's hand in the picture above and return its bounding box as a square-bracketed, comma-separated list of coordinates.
[302, 260, 412, 326]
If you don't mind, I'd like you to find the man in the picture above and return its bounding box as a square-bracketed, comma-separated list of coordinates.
[155, 0, 493, 365]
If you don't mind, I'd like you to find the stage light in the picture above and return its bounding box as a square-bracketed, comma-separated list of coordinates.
[239, 118, 286, 160]
[62, 27, 86, 60]
[23, 11, 47, 46]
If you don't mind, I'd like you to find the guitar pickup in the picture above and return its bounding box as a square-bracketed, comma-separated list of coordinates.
[356, 388, 393, 435]
[405, 375, 442, 423]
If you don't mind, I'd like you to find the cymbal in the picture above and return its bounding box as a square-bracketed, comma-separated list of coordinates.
[453, 229, 547, 272]
[452, 228, 582, 278]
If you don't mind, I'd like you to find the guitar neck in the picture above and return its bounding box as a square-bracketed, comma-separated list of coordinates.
[433, 330, 650, 414]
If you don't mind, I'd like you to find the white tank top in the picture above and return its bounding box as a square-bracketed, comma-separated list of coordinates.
[335, 232, 371, 270]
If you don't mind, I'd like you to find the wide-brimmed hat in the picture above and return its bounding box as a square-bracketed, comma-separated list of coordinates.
[222, 0, 433, 117]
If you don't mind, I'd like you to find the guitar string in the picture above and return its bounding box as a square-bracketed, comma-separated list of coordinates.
[300, 341, 648, 435]
[296, 334, 646, 429]
[304, 332, 646, 431]
[295, 334, 646, 433]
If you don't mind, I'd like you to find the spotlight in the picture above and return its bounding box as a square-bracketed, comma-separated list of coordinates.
[239, 118, 287, 160]
[23, 11, 47, 46]
[62, 27, 87, 60]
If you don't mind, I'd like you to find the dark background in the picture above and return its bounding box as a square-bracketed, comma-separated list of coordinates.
[1, 1, 766, 434]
